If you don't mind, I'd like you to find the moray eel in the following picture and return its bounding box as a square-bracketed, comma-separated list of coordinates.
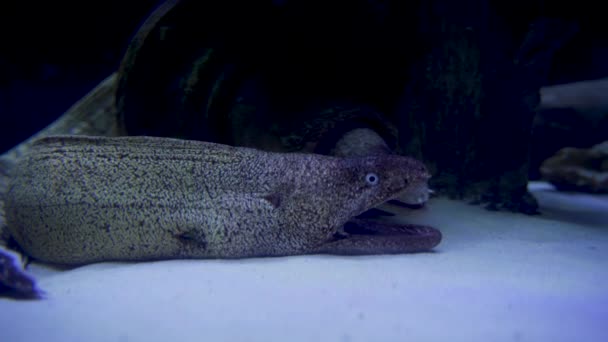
[6, 135, 439, 264]
[0, 75, 440, 299]
[0, 135, 440, 298]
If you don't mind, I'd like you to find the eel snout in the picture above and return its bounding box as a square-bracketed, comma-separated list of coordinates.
[391, 181, 433, 209]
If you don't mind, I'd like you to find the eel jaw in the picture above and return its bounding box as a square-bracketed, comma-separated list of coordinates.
[343, 218, 441, 245]
[311, 218, 442, 255]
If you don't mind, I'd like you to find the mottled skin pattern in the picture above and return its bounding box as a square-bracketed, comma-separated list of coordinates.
[5, 135, 437, 265]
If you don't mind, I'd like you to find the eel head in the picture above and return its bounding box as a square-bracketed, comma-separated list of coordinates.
[285, 153, 441, 254]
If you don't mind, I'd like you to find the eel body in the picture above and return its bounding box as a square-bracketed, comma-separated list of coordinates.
[5, 135, 440, 266]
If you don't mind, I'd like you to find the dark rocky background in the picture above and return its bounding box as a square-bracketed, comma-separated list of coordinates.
[0, 1, 159, 152]
[0, 0, 606, 181]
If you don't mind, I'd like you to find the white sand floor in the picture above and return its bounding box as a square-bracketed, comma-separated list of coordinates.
[2, 182, 607, 342]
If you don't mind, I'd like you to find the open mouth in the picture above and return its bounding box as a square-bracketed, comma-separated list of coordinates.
[339, 185, 439, 253]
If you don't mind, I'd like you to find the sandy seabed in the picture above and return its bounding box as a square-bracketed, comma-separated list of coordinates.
[2, 182, 607, 342]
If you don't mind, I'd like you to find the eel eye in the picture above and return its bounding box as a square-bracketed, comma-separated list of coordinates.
[365, 173, 379, 186]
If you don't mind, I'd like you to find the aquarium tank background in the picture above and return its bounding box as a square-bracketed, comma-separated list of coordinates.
[0, 1, 607, 341]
